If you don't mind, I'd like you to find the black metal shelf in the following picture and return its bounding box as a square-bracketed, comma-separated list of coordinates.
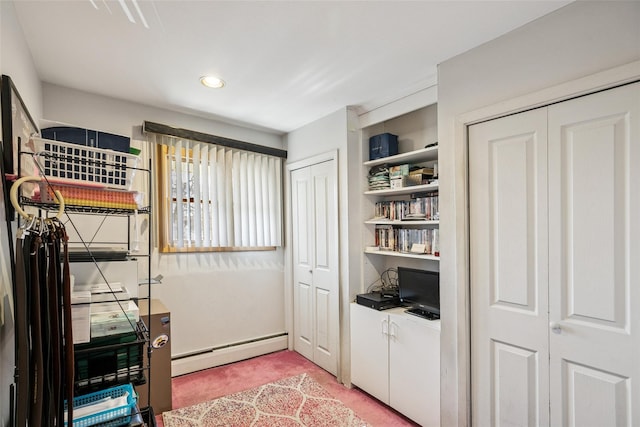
[20, 196, 150, 216]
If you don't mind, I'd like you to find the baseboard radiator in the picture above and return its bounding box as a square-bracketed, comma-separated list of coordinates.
[171, 333, 288, 377]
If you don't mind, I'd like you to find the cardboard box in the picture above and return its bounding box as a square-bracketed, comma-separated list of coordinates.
[390, 176, 407, 189]
[389, 164, 410, 177]
[407, 173, 431, 186]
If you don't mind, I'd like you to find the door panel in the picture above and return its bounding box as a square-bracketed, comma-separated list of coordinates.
[470, 107, 549, 427]
[563, 361, 630, 427]
[490, 133, 538, 311]
[296, 282, 312, 347]
[314, 173, 329, 268]
[314, 287, 330, 354]
[492, 341, 540, 427]
[548, 83, 640, 427]
[560, 113, 625, 325]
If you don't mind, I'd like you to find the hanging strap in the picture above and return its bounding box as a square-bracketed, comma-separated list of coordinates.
[14, 232, 31, 427]
[46, 226, 63, 426]
[28, 235, 44, 427]
[61, 226, 74, 424]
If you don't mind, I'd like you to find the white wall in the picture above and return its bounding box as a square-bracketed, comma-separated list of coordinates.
[0, 1, 43, 423]
[437, 2, 640, 426]
[41, 84, 288, 370]
[0, 0, 290, 387]
[284, 106, 360, 382]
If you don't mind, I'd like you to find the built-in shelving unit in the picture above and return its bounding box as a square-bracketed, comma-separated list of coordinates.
[351, 102, 441, 427]
[363, 143, 439, 261]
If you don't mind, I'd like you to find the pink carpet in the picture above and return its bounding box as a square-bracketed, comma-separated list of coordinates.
[162, 373, 368, 426]
[157, 350, 417, 427]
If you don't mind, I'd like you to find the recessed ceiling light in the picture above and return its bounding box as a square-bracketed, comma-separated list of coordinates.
[200, 75, 225, 89]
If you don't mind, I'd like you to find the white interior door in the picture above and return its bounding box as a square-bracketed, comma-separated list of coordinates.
[547, 83, 640, 427]
[290, 159, 339, 375]
[470, 82, 640, 427]
[469, 108, 550, 427]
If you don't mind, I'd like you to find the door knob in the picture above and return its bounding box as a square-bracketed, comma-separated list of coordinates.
[550, 322, 562, 334]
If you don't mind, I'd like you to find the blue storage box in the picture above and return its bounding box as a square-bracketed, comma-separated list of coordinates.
[369, 133, 398, 160]
[42, 126, 130, 154]
[65, 383, 137, 427]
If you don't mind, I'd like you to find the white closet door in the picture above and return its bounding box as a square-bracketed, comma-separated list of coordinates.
[548, 82, 640, 427]
[469, 108, 549, 427]
[291, 159, 339, 375]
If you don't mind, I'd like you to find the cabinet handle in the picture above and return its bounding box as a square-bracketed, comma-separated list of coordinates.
[381, 319, 389, 336]
[389, 321, 397, 340]
[550, 322, 562, 335]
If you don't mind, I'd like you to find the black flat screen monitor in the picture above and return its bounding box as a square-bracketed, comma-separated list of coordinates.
[398, 267, 440, 319]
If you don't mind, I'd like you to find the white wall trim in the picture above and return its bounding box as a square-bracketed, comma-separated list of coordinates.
[461, 60, 640, 126]
[171, 335, 288, 377]
[358, 83, 438, 129]
[453, 59, 640, 425]
[286, 149, 339, 172]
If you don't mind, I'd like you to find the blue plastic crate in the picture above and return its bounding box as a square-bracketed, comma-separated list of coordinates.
[65, 383, 137, 427]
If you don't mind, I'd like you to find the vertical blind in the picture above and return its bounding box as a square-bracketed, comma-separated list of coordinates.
[152, 134, 283, 250]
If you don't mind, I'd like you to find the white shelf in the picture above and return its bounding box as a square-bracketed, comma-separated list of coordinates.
[364, 248, 440, 261]
[365, 182, 438, 197]
[365, 219, 439, 226]
[364, 146, 438, 167]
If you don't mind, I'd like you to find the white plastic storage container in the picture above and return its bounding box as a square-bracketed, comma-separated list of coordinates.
[32, 137, 139, 190]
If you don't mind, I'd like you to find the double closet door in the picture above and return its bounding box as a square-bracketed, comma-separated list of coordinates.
[470, 82, 640, 426]
[290, 159, 339, 376]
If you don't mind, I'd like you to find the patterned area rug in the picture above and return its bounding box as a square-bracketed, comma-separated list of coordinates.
[162, 373, 369, 426]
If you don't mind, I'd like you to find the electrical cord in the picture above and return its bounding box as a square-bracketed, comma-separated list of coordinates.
[366, 267, 398, 295]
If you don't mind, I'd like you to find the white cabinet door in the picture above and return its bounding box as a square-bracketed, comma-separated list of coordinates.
[389, 312, 440, 427]
[350, 303, 390, 404]
[469, 108, 550, 427]
[291, 160, 339, 375]
[548, 82, 640, 427]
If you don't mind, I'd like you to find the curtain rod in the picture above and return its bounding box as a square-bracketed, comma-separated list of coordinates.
[143, 121, 287, 159]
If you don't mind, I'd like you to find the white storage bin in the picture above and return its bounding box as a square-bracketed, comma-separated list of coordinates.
[32, 137, 139, 190]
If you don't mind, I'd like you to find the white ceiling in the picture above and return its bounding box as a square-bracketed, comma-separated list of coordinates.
[13, 0, 571, 134]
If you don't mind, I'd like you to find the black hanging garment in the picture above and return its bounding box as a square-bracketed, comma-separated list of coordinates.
[13, 218, 73, 427]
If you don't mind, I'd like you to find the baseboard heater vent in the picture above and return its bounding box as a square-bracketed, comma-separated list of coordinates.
[171, 332, 289, 377]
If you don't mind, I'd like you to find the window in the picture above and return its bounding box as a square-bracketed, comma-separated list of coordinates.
[151, 132, 283, 253]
